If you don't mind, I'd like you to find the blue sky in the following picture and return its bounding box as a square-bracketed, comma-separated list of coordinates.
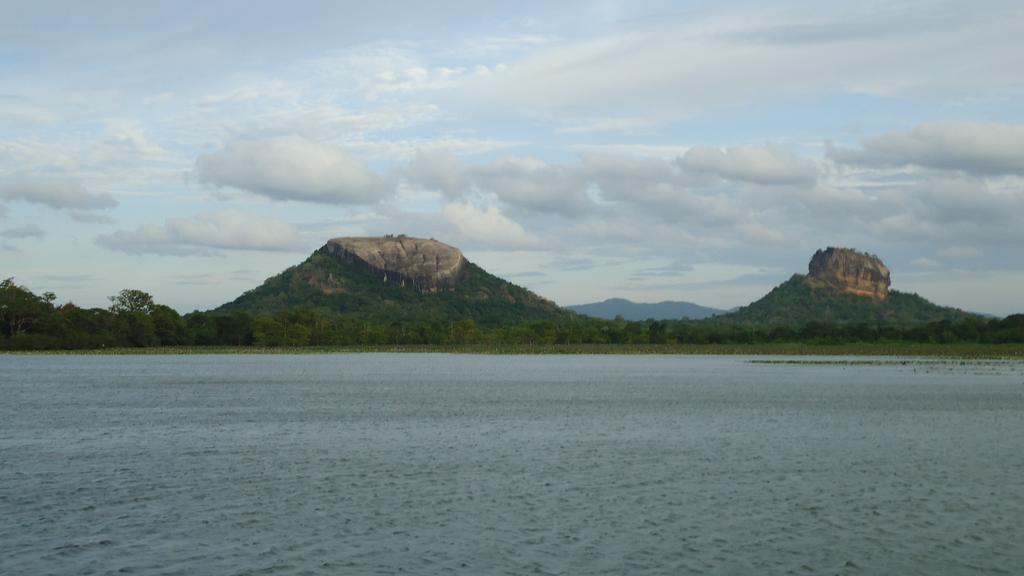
[2, 0, 1023, 315]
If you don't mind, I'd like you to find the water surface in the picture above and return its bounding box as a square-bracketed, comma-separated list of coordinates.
[1, 354, 1022, 575]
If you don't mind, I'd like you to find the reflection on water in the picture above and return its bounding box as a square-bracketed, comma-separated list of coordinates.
[1, 354, 1022, 575]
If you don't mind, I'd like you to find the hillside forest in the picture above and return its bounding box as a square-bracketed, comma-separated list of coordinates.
[2, 278, 1023, 350]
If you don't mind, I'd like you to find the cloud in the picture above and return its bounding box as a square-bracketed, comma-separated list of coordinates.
[69, 211, 117, 225]
[573, 144, 693, 161]
[828, 122, 1024, 175]
[404, 153, 598, 216]
[194, 135, 389, 204]
[450, 3, 1024, 122]
[442, 202, 541, 249]
[679, 146, 817, 185]
[939, 246, 982, 259]
[468, 157, 595, 217]
[197, 80, 301, 107]
[402, 149, 802, 245]
[556, 117, 656, 135]
[96, 210, 304, 255]
[36, 274, 93, 283]
[103, 120, 169, 159]
[576, 152, 679, 193]
[0, 178, 118, 210]
[913, 176, 1021, 226]
[546, 257, 603, 272]
[212, 102, 443, 144]
[404, 141, 1022, 258]
[168, 273, 219, 286]
[457, 34, 556, 57]
[1, 224, 46, 239]
[633, 261, 697, 278]
[0, 103, 58, 125]
[405, 150, 465, 197]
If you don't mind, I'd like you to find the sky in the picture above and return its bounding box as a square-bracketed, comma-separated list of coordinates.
[2, 0, 1023, 316]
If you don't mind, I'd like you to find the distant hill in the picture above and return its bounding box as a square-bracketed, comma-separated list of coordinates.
[718, 247, 976, 325]
[219, 236, 568, 325]
[567, 298, 724, 321]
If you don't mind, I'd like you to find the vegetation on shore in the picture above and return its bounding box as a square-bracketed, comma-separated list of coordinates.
[5, 342, 1024, 359]
[3, 278, 1022, 356]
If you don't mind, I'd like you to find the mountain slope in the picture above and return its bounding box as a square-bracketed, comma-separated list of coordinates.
[568, 298, 723, 320]
[219, 240, 567, 325]
[720, 274, 975, 325]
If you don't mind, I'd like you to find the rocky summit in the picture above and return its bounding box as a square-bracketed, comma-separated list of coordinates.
[325, 235, 466, 293]
[806, 247, 891, 300]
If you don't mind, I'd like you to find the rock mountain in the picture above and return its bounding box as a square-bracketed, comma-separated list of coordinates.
[807, 247, 891, 299]
[219, 235, 566, 324]
[721, 247, 974, 325]
[220, 239, 973, 327]
[324, 235, 465, 292]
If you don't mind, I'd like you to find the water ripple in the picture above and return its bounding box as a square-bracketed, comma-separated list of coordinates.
[1, 354, 1023, 575]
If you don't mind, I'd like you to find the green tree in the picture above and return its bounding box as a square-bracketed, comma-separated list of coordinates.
[109, 289, 156, 315]
[120, 312, 159, 347]
[0, 278, 55, 338]
[252, 315, 286, 346]
[151, 305, 186, 345]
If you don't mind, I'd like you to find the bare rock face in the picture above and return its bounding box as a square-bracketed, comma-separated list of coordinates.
[806, 247, 891, 300]
[325, 235, 466, 292]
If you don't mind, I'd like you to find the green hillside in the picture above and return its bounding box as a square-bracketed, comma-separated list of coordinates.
[218, 246, 568, 325]
[721, 274, 976, 325]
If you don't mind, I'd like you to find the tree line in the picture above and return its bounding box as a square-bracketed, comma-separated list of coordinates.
[2, 278, 1022, 350]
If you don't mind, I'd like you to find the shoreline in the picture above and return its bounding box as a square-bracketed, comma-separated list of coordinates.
[4, 342, 1024, 359]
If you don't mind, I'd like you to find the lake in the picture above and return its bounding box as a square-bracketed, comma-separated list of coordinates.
[1, 354, 1023, 575]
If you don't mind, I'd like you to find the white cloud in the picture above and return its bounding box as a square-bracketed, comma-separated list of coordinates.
[96, 210, 304, 255]
[103, 120, 169, 159]
[207, 102, 443, 144]
[0, 178, 118, 210]
[442, 202, 541, 250]
[468, 157, 596, 216]
[0, 102, 59, 125]
[915, 176, 1022, 225]
[456, 34, 556, 57]
[572, 144, 693, 161]
[346, 137, 521, 163]
[828, 122, 1024, 175]
[302, 45, 473, 101]
[0, 129, 184, 193]
[198, 80, 302, 107]
[556, 117, 656, 135]
[679, 146, 817, 185]
[911, 257, 939, 268]
[449, 3, 1024, 122]
[614, 181, 751, 229]
[939, 246, 982, 259]
[194, 135, 389, 204]
[405, 150, 465, 197]
[403, 149, 801, 245]
[401, 143, 1023, 259]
